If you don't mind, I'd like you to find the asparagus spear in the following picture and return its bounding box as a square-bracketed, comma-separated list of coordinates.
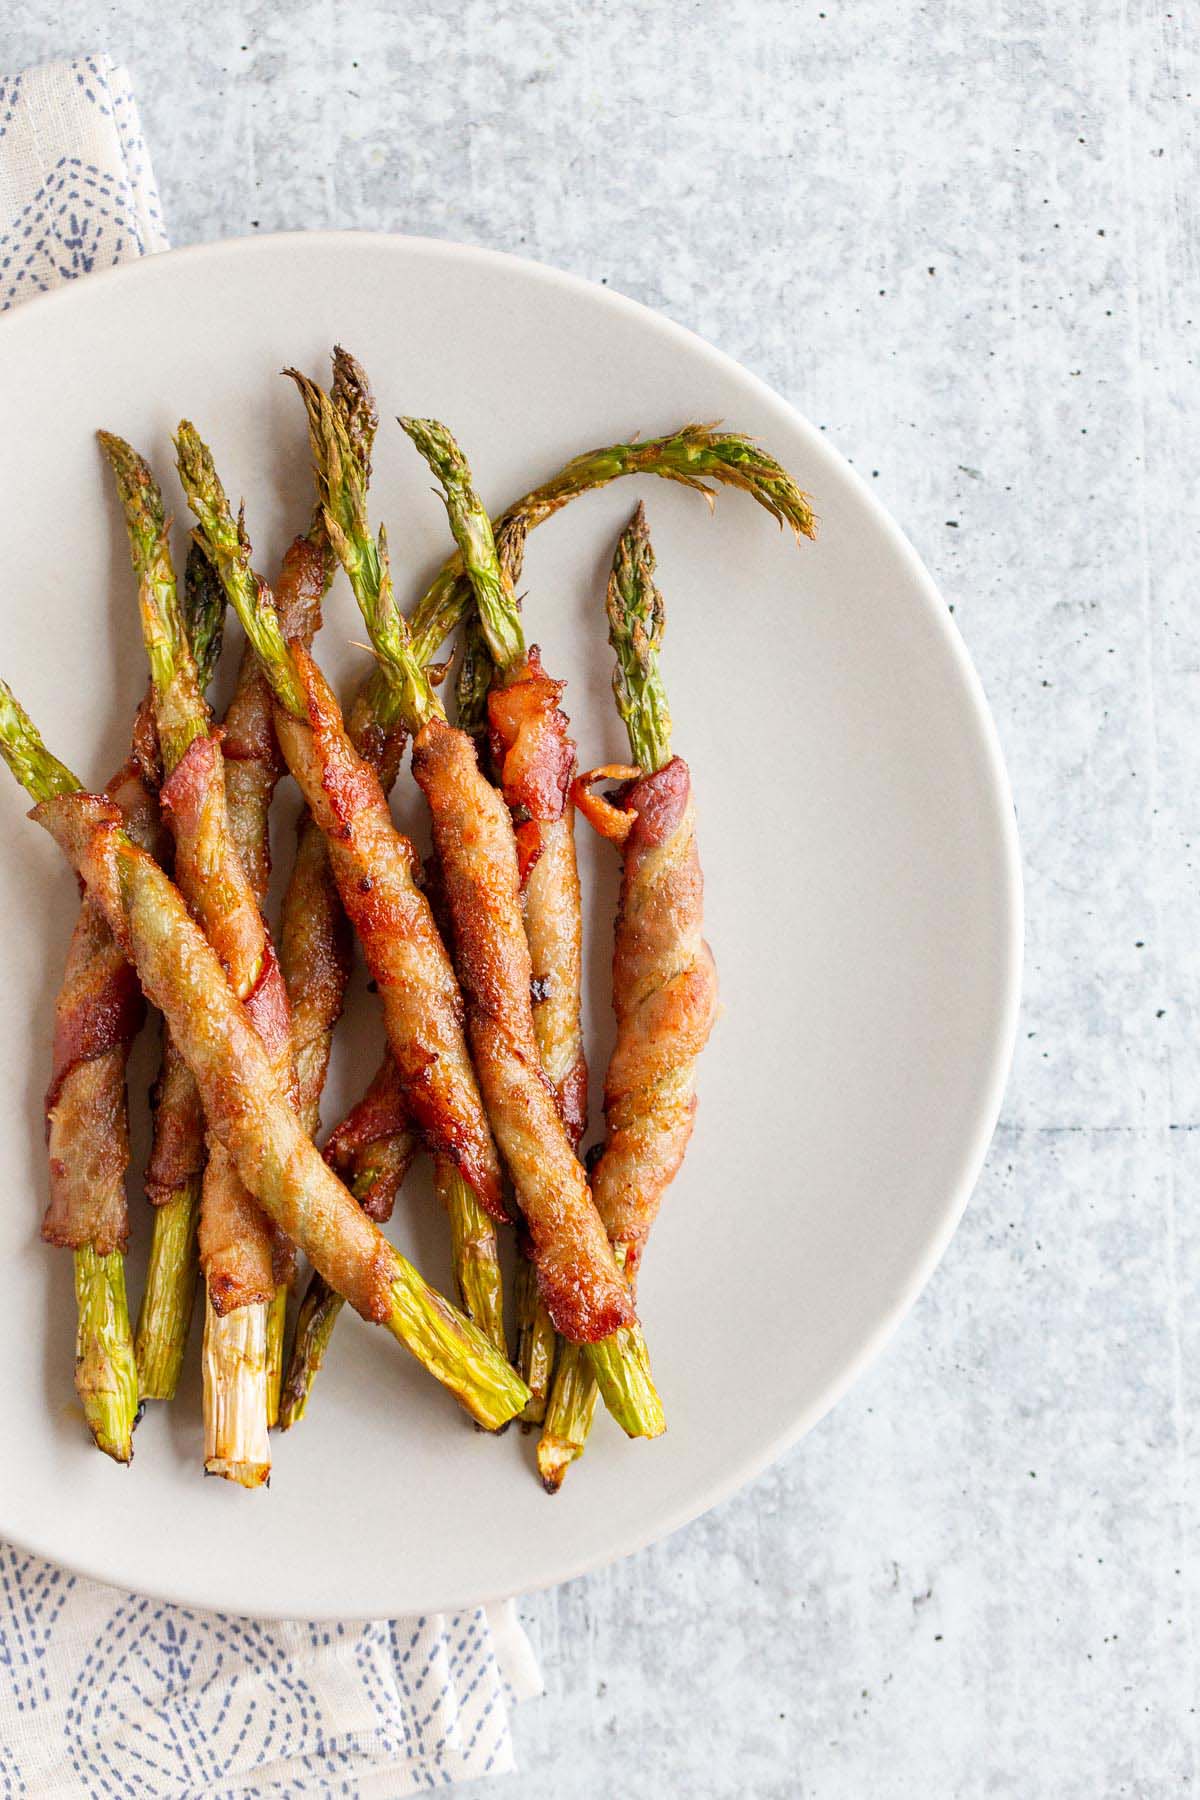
[0, 684, 529, 1430]
[174, 424, 511, 1310]
[49, 495, 226, 1453]
[44, 752, 153, 1461]
[540, 505, 719, 1489]
[134, 542, 227, 1402]
[417, 436, 592, 1430]
[283, 369, 510, 1364]
[407, 422, 816, 667]
[99, 431, 290, 1486]
[387, 417, 660, 1435]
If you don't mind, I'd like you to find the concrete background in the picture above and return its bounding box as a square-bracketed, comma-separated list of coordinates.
[7, 2, 1197, 1793]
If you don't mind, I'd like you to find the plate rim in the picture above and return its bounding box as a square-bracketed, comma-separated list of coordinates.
[0, 230, 1023, 1618]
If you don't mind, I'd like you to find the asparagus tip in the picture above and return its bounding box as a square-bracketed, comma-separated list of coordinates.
[536, 1434, 576, 1493]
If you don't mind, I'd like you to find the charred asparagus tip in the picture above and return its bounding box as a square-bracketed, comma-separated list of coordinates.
[74, 1247, 139, 1463]
[537, 1337, 600, 1490]
[536, 1434, 575, 1494]
[330, 345, 380, 472]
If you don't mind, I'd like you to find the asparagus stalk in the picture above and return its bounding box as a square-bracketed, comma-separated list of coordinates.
[461, 509, 564, 1427]
[402, 418, 664, 1440]
[0, 683, 529, 1430]
[134, 541, 227, 1401]
[540, 504, 719, 1487]
[407, 422, 816, 667]
[100, 432, 278, 1486]
[284, 371, 508, 1349]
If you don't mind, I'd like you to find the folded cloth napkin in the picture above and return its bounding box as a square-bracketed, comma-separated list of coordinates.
[0, 54, 542, 1795]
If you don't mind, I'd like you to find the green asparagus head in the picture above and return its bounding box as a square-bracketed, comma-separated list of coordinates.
[97, 432, 193, 703]
[0, 679, 82, 804]
[532, 422, 818, 544]
[174, 421, 306, 718]
[607, 503, 672, 774]
[284, 371, 440, 731]
[399, 417, 525, 675]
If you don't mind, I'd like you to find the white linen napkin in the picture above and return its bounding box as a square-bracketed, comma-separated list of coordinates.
[0, 54, 542, 1794]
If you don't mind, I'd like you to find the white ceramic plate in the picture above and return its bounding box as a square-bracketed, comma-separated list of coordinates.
[0, 234, 1020, 1618]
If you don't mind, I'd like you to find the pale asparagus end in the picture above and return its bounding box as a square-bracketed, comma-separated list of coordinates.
[536, 1341, 600, 1493]
[202, 1294, 271, 1487]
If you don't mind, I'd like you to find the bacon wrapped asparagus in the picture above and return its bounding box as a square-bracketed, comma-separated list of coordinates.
[278, 1058, 418, 1425]
[539, 505, 719, 1489]
[100, 432, 300, 1486]
[0, 685, 529, 1432]
[362, 417, 659, 1439]
[132, 543, 228, 1404]
[52, 530, 226, 1455]
[173, 429, 513, 1314]
[45, 708, 158, 1462]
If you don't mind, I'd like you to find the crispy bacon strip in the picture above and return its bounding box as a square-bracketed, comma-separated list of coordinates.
[159, 730, 294, 1311]
[412, 717, 635, 1341]
[271, 643, 506, 1221]
[578, 754, 719, 1278]
[42, 748, 158, 1255]
[488, 647, 587, 1145]
[280, 810, 354, 1134]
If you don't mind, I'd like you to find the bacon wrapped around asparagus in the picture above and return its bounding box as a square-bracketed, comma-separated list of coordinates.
[173, 429, 514, 1327]
[133, 545, 229, 1403]
[539, 505, 719, 1490]
[45, 708, 159, 1462]
[275, 358, 505, 1425]
[100, 432, 303, 1486]
[50, 537, 226, 1456]
[0, 685, 529, 1432]
[380, 419, 660, 1438]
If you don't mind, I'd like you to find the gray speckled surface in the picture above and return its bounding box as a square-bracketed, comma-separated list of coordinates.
[8, 3, 1197, 1792]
